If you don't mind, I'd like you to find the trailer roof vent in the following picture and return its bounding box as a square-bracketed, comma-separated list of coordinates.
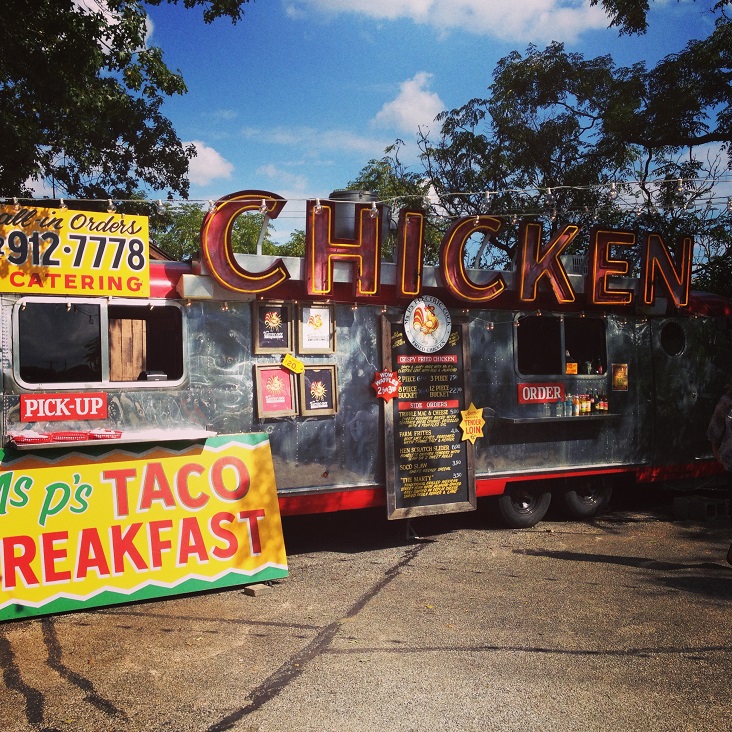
[328, 189, 391, 242]
[560, 255, 588, 275]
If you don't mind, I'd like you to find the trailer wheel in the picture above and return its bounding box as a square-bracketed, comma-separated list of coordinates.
[495, 484, 552, 528]
[562, 477, 613, 519]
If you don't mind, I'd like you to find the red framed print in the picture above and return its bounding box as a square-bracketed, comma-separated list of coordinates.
[254, 364, 297, 418]
[299, 365, 338, 416]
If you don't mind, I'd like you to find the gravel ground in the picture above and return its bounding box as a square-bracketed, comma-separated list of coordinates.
[1, 488, 731, 732]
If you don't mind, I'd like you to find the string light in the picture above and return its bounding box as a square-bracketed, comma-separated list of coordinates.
[259, 199, 268, 214]
[314, 198, 323, 214]
[59, 198, 67, 210]
[106, 199, 115, 213]
[3, 173, 732, 226]
[369, 201, 378, 218]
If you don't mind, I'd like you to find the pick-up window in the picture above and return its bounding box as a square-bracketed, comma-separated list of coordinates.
[15, 298, 184, 387]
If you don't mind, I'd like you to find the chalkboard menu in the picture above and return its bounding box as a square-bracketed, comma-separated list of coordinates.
[382, 312, 476, 519]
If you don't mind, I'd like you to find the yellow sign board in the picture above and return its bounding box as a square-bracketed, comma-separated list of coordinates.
[460, 402, 485, 444]
[0, 204, 150, 297]
[0, 433, 287, 620]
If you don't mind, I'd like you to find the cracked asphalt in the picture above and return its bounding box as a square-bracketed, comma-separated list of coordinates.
[2, 488, 731, 732]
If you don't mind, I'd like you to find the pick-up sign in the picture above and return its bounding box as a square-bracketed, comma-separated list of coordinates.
[20, 393, 108, 422]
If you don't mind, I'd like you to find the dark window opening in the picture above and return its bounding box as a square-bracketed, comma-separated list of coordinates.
[19, 302, 102, 384]
[659, 321, 685, 357]
[517, 316, 562, 375]
[517, 315, 606, 376]
[565, 318, 606, 375]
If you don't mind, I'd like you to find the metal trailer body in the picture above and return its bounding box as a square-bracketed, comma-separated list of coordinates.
[2, 256, 730, 527]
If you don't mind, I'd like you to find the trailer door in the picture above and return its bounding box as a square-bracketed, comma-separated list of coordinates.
[650, 317, 719, 470]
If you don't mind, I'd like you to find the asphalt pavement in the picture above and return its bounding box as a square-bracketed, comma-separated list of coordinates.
[1, 487, 731, 732]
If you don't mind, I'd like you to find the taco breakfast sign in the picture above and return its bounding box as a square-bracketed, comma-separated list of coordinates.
[0, 434, 287, 621]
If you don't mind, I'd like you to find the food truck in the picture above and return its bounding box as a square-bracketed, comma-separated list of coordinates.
[1, 187, 730, 619]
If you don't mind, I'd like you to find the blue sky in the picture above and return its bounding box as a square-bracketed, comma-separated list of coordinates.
[143, 0, 717, 242]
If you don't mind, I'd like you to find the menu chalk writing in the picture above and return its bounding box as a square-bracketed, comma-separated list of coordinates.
[383, 317, 475, 519]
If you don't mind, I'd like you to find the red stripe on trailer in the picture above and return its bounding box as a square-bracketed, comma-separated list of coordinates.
[150, 261, 189, 299]
[278, 487, 386, 516]
[635, 460, 722, 483]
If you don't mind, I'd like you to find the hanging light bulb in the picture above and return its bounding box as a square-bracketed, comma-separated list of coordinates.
[59, 198, 67, 210]
[609, 182, 618, 201]
[369, 201, 378, 218]
[12, 197, 19, 212]
[156, 199, 165, 215]
[314, 198, 323, 214]
[208, 200, 216, 212]
[259, 199, 268, 214]
[106, 199, 115, 213]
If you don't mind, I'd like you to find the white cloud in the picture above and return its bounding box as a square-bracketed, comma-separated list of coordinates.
[241, 126, 391, 158]
[256, 164, 309, 192]
[290, 0, 609, 43]
[186, 141, 234, 186]
[373, 72, 444, 134]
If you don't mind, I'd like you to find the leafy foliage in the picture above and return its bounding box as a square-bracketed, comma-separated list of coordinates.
[409, 3, 732, 279]
[150, 202, 304, 260]
[348, 142, 442, 263]
[0, 0, 251, 200]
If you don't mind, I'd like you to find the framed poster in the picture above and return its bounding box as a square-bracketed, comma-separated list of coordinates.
[612, 363, 629, 391]
[254, 364, 297, 418]
[299, 365, 338, 416]
[298, 303, 335, 354]
[253, 301, 293, 354]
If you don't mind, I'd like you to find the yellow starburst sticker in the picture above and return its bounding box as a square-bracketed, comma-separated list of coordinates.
[460, 402, 485, 444]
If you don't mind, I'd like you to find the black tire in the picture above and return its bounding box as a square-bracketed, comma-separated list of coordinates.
[495, 483, 552, 528]
[562, 477, 613, 519]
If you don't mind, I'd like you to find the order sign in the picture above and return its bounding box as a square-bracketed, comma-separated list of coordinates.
[0, 204, 150, 297]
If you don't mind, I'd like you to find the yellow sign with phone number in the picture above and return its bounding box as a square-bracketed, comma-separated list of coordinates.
[0, 204, 150, 297]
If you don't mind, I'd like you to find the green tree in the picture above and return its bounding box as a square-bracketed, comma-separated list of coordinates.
[347, 142, 442, 263]
[412, 2, 732, 276]
[151, 203, 278, 260]
[0, 0, 251, 200]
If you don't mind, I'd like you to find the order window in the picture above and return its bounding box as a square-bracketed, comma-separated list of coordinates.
[15, 298, 184, 387]
[516, 315, 606, 376]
